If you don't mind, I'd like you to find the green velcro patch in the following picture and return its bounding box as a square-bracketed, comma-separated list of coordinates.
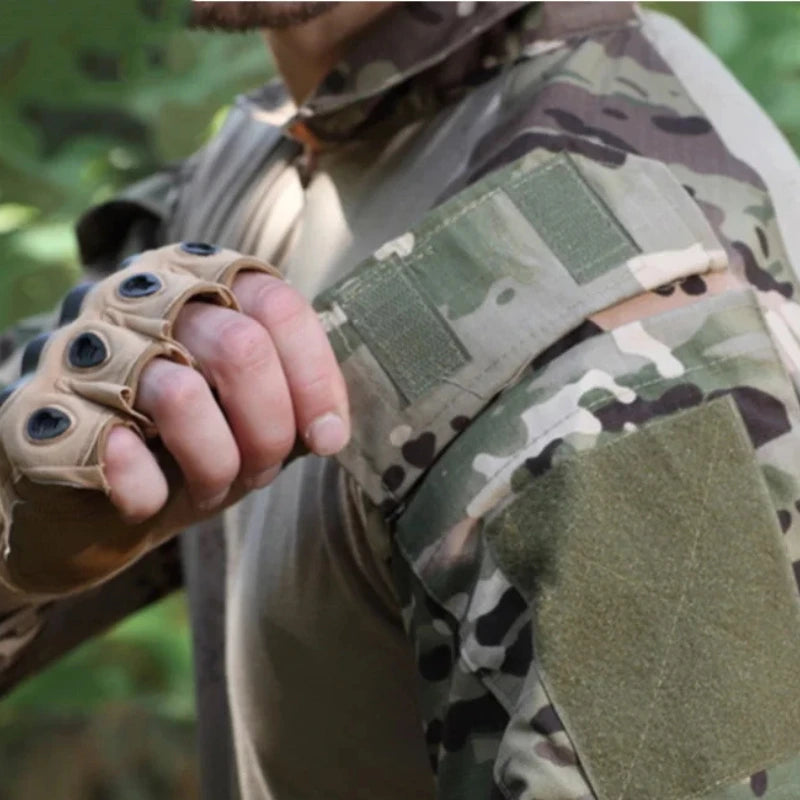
[505, 154, 639, 285]
[334, 255, 470, 404]
[485, 397, 800, 800]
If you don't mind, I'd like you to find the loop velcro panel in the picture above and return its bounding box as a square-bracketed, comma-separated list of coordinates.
[317, 150, 727, 506]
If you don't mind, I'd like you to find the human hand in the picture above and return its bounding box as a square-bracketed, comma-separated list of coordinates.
[104, 268, 350, 523]
[0, 244, 349, 595]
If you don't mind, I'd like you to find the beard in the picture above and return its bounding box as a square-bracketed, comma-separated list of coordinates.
[190, 2, 338, 31]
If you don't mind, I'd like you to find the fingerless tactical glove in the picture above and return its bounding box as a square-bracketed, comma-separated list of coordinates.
[0, 243, 280, 597]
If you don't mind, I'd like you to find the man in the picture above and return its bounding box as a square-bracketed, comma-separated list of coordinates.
[2, 2, 800, 799]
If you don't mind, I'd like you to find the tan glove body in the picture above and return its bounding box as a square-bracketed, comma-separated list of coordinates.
[0, 243, 281, 597]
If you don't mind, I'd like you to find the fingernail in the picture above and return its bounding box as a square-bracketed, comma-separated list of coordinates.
[306, 413, 348, 455]
[197, 488, 228, 512]
[245, 465, 280, 490]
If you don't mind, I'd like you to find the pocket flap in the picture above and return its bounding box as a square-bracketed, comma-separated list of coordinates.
[316, 150, 727, 505]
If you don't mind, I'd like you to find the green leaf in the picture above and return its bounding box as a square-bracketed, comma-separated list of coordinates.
[0, 203, 39, 234]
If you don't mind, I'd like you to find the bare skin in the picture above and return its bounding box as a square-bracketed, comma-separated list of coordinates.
[104, 4, 392, 522]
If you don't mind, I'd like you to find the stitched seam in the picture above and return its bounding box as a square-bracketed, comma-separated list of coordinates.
[380, 270, 668, 479]
[405, 162, 546, 251]
[464, 315, 769, 492]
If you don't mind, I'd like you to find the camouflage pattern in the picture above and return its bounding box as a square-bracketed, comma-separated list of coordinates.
[311, 2, 800, 516]
[316, 146, 728, 506]
[312, 4, 800, 798]
[396, 288, 800, 799]
[292, 2, 527, 145]
[2, 3, 800, 800]
[290, 2, 637, 148]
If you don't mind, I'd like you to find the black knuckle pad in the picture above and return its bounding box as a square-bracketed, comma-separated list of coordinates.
[68, 332, 108, 369]
[180, 241, 219, 256]
[27, 407, 72, 441]
[58, 281, 96, 325]
[21, 332, 51, 375]
[118, 272, 162, 299]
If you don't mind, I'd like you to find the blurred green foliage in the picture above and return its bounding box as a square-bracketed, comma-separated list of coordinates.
[0, 594, 193, 721]
[0, 0, 273, 328]
[0, 2, 799, 798]
[704, 2, 800, 146]
[0, 596, 198, 800]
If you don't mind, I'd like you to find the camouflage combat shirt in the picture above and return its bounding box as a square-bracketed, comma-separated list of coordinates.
[3, 3, 800, 800]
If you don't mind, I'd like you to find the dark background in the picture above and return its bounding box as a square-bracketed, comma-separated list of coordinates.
[0, 2, 799, 798]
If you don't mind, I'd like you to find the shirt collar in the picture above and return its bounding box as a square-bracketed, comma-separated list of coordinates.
[287, 2, 528, 149]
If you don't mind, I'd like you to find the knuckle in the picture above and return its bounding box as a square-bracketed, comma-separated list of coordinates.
[254, 280, 309, 331]
[107, 429, 142, 469]
[150, 367, 208, 415]
[202, 453, 240, 495]
[295, 368, 334, 404]
[214, 316, 272, 372]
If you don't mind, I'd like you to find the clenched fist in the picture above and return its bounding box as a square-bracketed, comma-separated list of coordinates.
[0, 243, 349, 596]
[107, 265, 349, 519]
